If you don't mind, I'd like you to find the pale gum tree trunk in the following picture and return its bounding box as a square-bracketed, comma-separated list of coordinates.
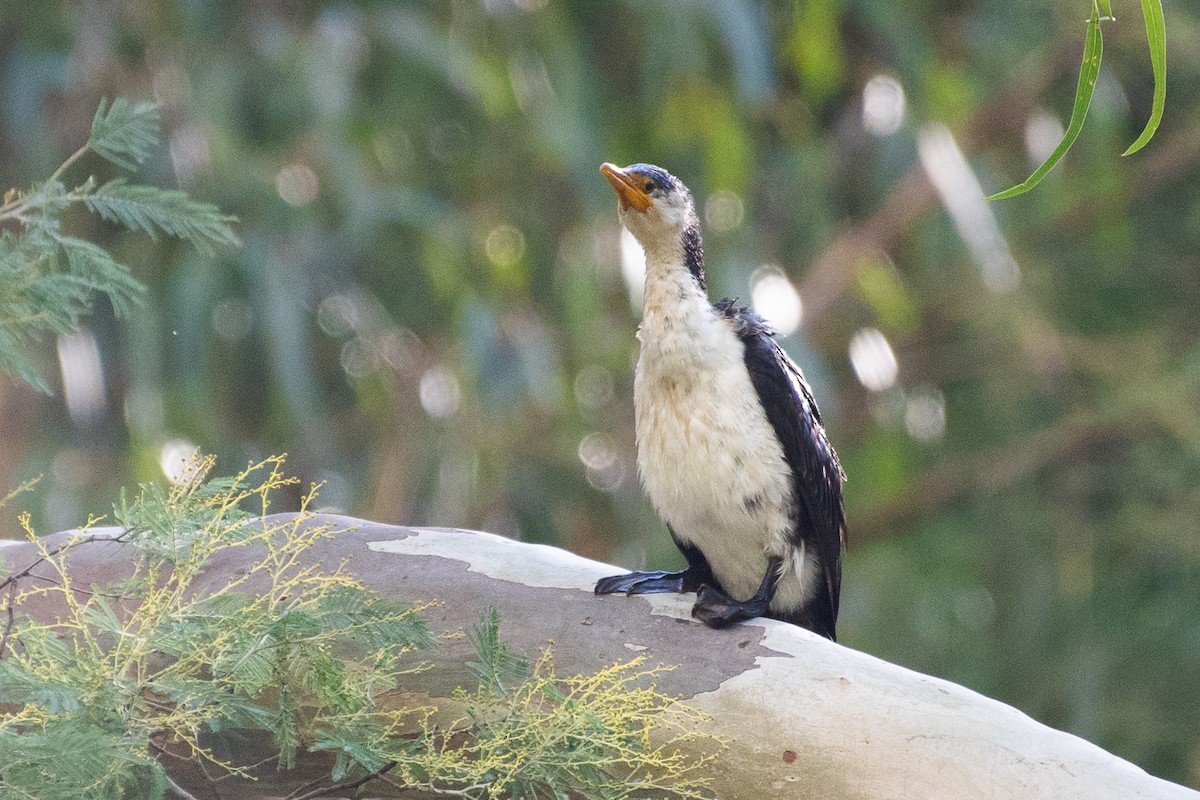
[2, 514, 1196, 800]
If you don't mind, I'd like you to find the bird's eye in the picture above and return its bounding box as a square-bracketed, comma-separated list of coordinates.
[643, 181, 655, 192]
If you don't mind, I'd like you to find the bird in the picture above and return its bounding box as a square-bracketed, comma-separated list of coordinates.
[594, 162, 846, 640]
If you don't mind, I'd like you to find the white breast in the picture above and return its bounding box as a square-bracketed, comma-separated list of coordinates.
[633, 265, 818, 611]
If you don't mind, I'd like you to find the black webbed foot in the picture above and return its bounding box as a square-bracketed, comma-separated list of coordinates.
[595, 569, 693, 596]
[692, 584, 772, 627]
[597, 568, 686, 594]
[690, 556, 783, 629]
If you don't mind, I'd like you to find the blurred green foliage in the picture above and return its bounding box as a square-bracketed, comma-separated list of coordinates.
[0, 96, 236, 391]
[0, 0, 1197, 788]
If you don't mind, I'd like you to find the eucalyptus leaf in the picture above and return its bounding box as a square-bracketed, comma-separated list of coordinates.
[988, 5, 1104, 201]
[1122, 0, 1166, 156]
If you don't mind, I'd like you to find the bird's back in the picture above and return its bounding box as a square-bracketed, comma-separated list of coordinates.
[725, 301, 845, 638]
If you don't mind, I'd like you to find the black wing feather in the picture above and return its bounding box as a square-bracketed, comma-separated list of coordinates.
[718, 299, 846, 639]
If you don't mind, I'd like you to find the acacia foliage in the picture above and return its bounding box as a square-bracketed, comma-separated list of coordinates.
[0, 456, 716, 799]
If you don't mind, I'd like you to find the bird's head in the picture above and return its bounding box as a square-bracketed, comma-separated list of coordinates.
[599, 162, 696, 251]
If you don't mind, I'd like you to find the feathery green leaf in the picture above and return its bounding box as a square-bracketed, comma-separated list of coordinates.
[88, 97, 160, 171]
[52, 234, 146, 318]
[466, 607, 530, 694]
[0, 231, 138, 391]
[0, 663, 85, 715]
[84, 179, 240, 255]
[0, 719, 168, 800]
[1, 457, 713, 799]
[0, 96, 240, 391]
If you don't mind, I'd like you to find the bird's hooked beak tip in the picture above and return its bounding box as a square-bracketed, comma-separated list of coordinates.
[600, 162, 653, 213]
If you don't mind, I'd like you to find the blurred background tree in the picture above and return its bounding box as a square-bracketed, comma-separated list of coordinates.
[1, 0, 1197, 788]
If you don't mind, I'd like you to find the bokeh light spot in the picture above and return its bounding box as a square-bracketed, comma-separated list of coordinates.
[1024, 109, 1065, 166]
[704, 190, 745, 233]
[419, 366, 462, 419]
[276, 163, 319, 206]
[849, 328, 899, 392]
[574, 364, 615, 410]
[918, 123, 1020, 293]
[905, 386, 946, 442]
[862, 74, 906, 136]
[750, 265, 803, 336]
[578, 432, 617, 471]
[57, 330, 107, 426]
[579, 432, 625, 492]
[212, 298, 252, 342]
[484, 224, 527, 267]
[159, 440, 203, 485]
[340, 338, 377, 379]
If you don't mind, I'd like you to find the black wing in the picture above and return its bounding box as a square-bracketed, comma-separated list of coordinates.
[717, 300, 847, 639]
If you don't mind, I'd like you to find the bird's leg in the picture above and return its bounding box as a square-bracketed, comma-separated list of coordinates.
[692, 556, 783, 628]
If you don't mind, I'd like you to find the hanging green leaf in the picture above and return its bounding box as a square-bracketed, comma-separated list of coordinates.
[987, 3, 1104, 200]
[1122, 0, 1166, 156]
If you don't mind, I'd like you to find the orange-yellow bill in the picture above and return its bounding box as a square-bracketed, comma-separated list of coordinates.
[599, 162, 653, 212]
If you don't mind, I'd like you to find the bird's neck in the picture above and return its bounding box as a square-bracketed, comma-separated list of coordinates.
[641, 222, 707, 305]
[679, 223, 706, 291]
[638, 223, 722, 361]
[635, 216, 705, 287]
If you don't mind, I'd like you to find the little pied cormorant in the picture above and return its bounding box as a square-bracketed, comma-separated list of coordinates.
[595, 162, 847, 640]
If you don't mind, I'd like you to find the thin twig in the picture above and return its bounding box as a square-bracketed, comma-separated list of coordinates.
[378, 772, 490, 798]
[0, 594, 15, 659]
[0, 195, 26, 217]
[165, 774, 201, 800]
[0, 477, 41, 510]
[0, 188, 92, 225]
[47, 143, 91, 185]
[195, 758, 225, 800]
[149, 740, 198, 763]
[21, 571, 128, 599]
[0, 529, 131, 660]
[150, 741, 229, 800]
[150, 735, 280, 786]
[210, 753, 278, 782]
[284, 761, 399, 800]
[0, 145, 95, 224]
[281, 773, 328, 800]
[0, 530, 131, 594]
